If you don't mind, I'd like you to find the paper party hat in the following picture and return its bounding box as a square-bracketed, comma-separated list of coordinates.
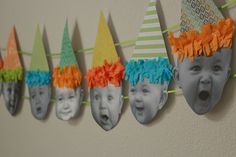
[2, 27, 23, 82]
[53, 21, 82, 89]
[169, 0, 235, 61]
[132, 0, 168, 59]
[86, 11, 125, 88]
[26, 25, 51, 87]
[59, 20, 78, 68]
[125, 0, 172, 86]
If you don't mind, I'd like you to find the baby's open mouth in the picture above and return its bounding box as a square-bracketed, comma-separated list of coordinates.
[199, 90, 210, 101]
[101, 115, 108, 121]
[36, 107, 42, 114]
[136, 106, 144, 112]
[100, 114, 109, 125]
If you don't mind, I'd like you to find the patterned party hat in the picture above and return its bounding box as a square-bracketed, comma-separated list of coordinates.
[125, 0, 172, 86]
[169, 0, 235, 61]
[26, 25, 51, 87]
[53, 21, 82, 89]
[86, 11, 125, 88]
[2, 27, 23, 82]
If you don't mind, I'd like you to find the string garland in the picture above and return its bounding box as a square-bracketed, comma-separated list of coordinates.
[1, 0, 236, 105]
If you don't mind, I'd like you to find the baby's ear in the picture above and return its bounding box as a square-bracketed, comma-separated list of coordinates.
[173, 66, 182, 88]
[158, 83, 168, 110]
[48, 85, 52, 97]
[226, 67, 231, 81]
[76, 87, 83, 98]
[119, 95, 124, 114]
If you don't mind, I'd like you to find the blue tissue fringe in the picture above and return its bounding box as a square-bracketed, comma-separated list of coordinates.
[124, 58, 172, 86]
[26, 71, 51, 87]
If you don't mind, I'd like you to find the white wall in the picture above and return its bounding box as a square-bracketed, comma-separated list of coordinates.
[0, 0, 236, 156]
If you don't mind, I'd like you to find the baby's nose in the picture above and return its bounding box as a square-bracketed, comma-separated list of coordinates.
[135, 93, 143, 102]
[63, 102, 70, 109]
[100, 98, 109, 108]
[200, 75, 212, 85]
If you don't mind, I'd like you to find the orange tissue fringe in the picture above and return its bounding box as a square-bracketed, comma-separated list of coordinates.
[86, 58, 125, 89]
[53, 64, 82, 89]
[168, 18, 235, 62]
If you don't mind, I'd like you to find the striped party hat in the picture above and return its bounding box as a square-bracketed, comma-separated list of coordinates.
[125, 0, 172, 86]
[169, 0, 235, 62]
[1, 27, 23, 82]
[53, 21, 82, 89]
[132, 0, 167, 59]
[26, 25, 51, 87]
[86, 11, 125, 89]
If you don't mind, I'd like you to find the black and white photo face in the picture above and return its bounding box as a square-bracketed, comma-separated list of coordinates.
[90, 83, 123, 131]
[174, 48, 232, 115]
[129, 79, 168, 124]
[55, 87, 82, 121]
[28, 85, 51, 120]
[3, 81, 21, 115]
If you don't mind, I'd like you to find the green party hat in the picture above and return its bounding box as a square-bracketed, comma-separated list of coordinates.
[30, 25, 49, 71]
[132, 0, 168, 59]
[180, 0, 223, 32]
[59, 20, 77, 69]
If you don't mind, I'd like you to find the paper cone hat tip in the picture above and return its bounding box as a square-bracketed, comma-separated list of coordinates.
[30, 25, 49, 71]
[59, 20, 77, 68]
[132, 0, 167, 59]
[92, 11, 118, 68]
[4, 26, 22, 69]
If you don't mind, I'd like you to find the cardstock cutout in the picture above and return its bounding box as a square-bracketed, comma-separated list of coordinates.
[169, 0, 235, 62]
[125, 0, 172, 124]
[53, 21, 82, 121]
[5, 27, 22, 69]
[92, 11, 118, 68]
[86, 11, 124, 131]
[59, 20, 78, 69]
[29, 25, 49, 71]
[53, 20, 82, 89]
[26, 25, 51, 120]
[132, 0, 168, 59]
[169, 0, 235, 115]
[86, 11, 125, 89]
[2, 27, 23, 115]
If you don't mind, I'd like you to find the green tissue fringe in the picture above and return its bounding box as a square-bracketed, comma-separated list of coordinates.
[0, 67, 23, 82]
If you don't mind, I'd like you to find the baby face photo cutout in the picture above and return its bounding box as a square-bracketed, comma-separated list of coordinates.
[53, 21, 82, 121]
[86, 12, 125, 131]
[169, 0, 235, 115]
[125, 0, 172, 124]
[26, 26, 51, 120]
[1, 27, 23, 115]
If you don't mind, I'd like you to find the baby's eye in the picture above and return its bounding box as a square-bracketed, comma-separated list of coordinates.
[7, 88, 12, 93]
[107, 95, 113, 101]
[142, 89, 149, 93]
[31, 94, 36, 99]
[130, 88, 136, 93]
[69, 95, 75, 99]
[94, 94, 100, 100]
[190, 65, 201, 72]
[39, 91, 43, 95]
[58, 97, 63, 101]
[213, 65, 222, 72]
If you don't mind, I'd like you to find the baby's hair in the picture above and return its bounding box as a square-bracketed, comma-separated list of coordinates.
[125, 58, 172, 86]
